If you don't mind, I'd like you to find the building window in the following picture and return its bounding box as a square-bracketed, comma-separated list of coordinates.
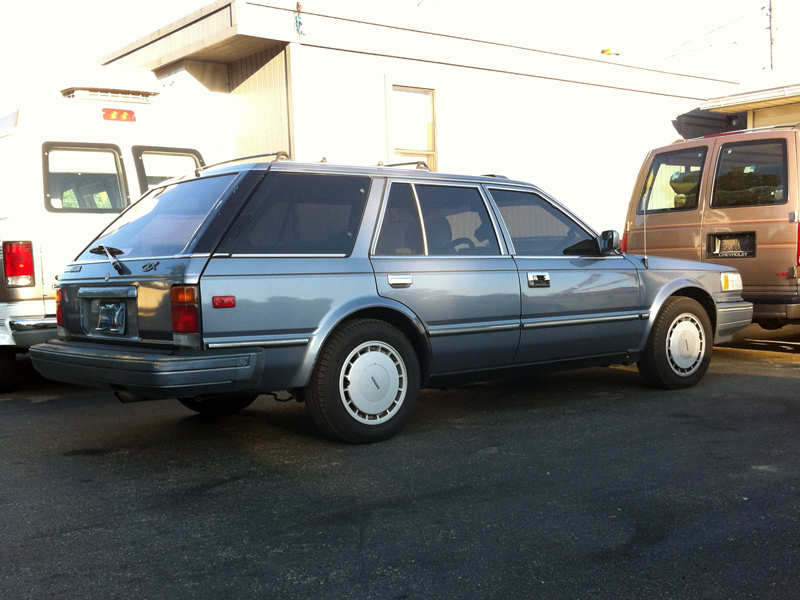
[391, 86, 437, 171]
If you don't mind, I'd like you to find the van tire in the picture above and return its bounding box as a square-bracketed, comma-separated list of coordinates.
[638, 297, 712, 390]
[304, 319, 420, 443]
[0, 348, 15, 393]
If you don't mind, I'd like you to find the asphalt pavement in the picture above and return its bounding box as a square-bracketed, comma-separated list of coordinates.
[2, 325, 800, 599]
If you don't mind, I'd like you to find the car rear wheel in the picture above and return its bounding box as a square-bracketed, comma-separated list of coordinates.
[638, 296, 712, 389]
[178, 394, 258, 416]
[304, 319, 420, 443]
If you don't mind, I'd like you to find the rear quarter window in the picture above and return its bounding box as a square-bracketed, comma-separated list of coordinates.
[226, 173, 371, 255]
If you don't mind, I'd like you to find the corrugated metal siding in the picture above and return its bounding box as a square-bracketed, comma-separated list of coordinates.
[228, 45, 292, 157]
[752, 105, 800, 129]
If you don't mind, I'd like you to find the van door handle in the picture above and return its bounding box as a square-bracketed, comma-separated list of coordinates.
[527, 272, 550, 288]
[388, 274, 413, 288]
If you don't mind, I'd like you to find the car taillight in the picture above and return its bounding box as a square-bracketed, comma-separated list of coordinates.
[55, 288, 62, 326]
[621, 231, 628, 253]
[171, 285, 200, 334]
[3, 241, 34, 287]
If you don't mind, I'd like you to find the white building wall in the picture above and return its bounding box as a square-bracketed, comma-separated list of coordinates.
[289, 43, 701, 232]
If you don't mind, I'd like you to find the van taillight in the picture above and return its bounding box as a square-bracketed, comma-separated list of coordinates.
[3, 241, 34, 287]
[55, 289, 62, 326]
[621, 231, 628, 253]
[171, 285, 199, 333]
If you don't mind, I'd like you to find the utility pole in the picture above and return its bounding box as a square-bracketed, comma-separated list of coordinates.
[769, 0, 775, 70]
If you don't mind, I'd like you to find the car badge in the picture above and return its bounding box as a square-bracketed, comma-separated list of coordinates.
[142, 261, 160, 272]
[104, 273, 111, 282]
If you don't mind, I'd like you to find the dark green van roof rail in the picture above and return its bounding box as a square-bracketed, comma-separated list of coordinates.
[196, 151, 291, 175]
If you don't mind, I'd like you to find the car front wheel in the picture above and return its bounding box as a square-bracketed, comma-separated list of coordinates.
[304, 319, 420, 443]
[638, 296, 712, 390]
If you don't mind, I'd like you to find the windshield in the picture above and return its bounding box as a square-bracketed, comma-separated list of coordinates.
[77, 174, 236, 260]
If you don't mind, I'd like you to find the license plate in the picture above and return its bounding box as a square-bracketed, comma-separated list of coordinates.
[96, 301, 126, 334]
[707, 233, 755, 258]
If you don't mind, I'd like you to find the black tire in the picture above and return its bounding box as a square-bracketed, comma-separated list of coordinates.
[638, 297, 712, 390]
[178, 394, 258, 416]
[0, 348, 15, 393]
[304, 319, 420, 443]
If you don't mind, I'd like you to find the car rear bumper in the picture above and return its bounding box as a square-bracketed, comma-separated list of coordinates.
[30, 339, 264, 399]
[714, 300, 754, 344]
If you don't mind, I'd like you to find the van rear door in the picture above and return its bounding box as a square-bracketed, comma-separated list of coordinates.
[702, 132, 799, 314]
[626, 140, 711, 262]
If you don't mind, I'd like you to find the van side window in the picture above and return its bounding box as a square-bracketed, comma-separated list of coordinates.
[638, 148, 706, 213]
[43, 144, 129, 213]
[489, 189, 598, 256]
[711, 140, 787, 208]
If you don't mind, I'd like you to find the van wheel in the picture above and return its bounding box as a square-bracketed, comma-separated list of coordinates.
[304, 319, 420, 443]
[0, 348, 15, 393]
[178, 394, 258, 416]
[638, 297, 712, 390]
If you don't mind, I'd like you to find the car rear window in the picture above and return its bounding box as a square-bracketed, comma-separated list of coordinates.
[76, 174, 237, 260]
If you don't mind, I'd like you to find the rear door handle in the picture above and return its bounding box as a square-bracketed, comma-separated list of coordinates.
[527, 272, 550, 288]
[388, 274, 413, 288]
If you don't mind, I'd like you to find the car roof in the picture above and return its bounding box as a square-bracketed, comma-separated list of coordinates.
[197, 157, 536, 189]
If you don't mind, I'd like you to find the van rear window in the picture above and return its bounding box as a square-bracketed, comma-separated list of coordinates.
[44, 144, 129, 213]
[711, 140, 787, 208]
[638, 147, 707, 213]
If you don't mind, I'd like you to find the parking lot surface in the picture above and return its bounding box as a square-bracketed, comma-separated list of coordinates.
[2, 325, 800, 599]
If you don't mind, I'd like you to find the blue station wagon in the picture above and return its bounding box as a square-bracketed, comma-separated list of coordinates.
[30, 156, 753, 442]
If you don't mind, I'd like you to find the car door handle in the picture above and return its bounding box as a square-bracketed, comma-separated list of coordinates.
[387, 274, 413, 288]
[527, 272, 550, 288]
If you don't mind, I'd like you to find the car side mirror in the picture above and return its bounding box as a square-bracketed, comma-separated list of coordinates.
[599, 230, 620, 255]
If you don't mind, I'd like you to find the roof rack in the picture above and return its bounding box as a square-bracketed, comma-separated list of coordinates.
[377, 160, 430, 171]
[679, 123, 800, 143]
[196, 151, 291, 175]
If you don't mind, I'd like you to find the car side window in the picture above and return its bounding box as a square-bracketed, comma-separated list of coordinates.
[227, 172, 371, 255]
[489, 188, 598, 256]
[374, 183, 424, 255]
[374, 183, 500, 256]
[711, 140, 787, 208]
[638, 147, 707, 213]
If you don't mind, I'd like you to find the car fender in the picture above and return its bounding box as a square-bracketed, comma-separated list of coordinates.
[634, 276, 717, 352]
[289, 294, 430, 389]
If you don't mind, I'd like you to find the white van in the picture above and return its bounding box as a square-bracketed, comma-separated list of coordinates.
[0, 80, 206, 390]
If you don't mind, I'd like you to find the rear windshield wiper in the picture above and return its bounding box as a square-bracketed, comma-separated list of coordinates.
[89, 245, 129, 275]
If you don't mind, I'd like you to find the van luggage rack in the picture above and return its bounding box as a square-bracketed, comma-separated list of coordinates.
[197, 151, 291, 175]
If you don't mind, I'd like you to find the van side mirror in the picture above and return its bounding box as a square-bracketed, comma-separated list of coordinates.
[599, 230, 620, 254]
